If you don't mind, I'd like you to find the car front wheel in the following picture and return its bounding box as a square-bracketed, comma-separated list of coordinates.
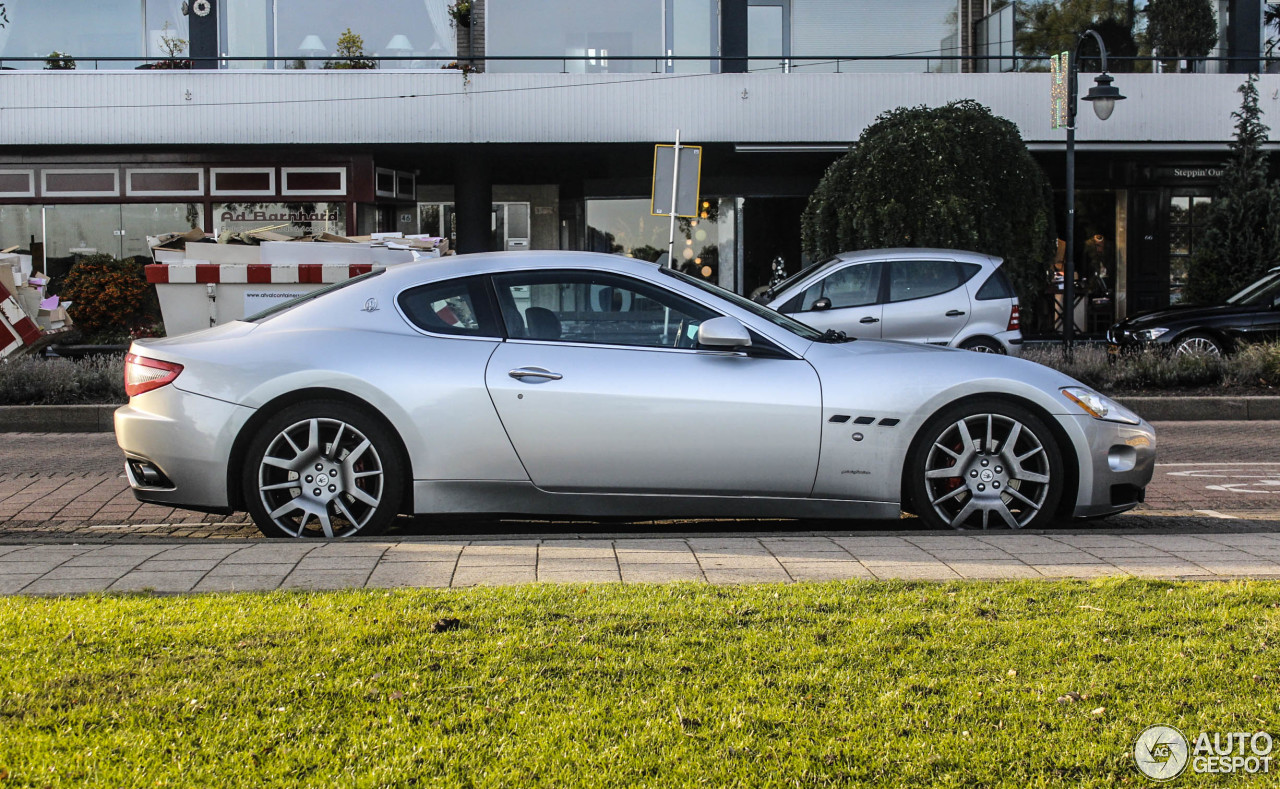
[1172, 333, 1223, 357]
[907, 401, 1064, 530]
[242, 401, 404, 539]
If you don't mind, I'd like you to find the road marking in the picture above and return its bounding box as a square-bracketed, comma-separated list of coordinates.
[1193, 510, 1239, 519]
[1158, 462, 1280, 466]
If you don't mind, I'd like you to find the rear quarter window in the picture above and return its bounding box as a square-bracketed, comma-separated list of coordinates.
[975, 266, 1015, 301]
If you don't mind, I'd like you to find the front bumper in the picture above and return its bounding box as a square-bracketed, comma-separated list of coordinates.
[114, 385, 254, 513]
[1061, 414, 1157, 518]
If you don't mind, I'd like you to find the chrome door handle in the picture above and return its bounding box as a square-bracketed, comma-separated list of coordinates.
[508, 367, 563, 381]
[945, 310, 966, 317]
[859, 316, 880, 324]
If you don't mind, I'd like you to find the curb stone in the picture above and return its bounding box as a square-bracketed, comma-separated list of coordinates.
[0, 399, 1276, 433]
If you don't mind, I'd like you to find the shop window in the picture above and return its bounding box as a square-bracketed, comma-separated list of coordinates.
[1168, 195, 1212, 304]
[585, 197, 737, 292]
[273, 0, 455, 70]
[0, 205, 43, 256]
[213, 201, 345, 237]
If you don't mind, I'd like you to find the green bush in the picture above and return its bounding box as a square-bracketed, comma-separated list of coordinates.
[0, 355, 125, 405]
[801, 101, 1055, 329]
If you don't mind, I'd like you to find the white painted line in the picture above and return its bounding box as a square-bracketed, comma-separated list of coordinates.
[89, 523, 176, 530]
[1193, 510, 1238, 519]
[1158, 462, 1280, 466]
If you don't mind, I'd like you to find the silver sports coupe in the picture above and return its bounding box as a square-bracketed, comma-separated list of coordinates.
[115, 251, 1156, 539]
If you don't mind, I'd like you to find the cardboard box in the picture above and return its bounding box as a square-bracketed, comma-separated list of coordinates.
[196, 244, 261, 265]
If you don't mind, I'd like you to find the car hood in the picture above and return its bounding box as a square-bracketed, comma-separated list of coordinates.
[1116, 304, 1246, 329]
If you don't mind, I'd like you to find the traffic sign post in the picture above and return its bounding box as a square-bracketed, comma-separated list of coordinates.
[651, 132, 702, 267]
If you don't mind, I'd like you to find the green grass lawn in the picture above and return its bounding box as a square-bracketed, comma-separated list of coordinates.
[0, 579, 1276, 787]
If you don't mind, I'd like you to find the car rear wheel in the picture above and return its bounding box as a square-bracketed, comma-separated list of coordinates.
[907, 401, 1064, 530]
[959, 337, 1006, 354]
[1172, 333, 1223, 357]
[243, 401, 404, 539]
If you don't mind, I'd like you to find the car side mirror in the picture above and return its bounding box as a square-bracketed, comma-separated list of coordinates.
[697, 316, 752, 349]
[812, 297, 832, 311]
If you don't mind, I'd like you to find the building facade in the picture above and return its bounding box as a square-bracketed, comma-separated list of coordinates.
[0, 0, 1272, 328]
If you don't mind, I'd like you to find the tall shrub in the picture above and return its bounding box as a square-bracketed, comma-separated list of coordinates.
[1184, 75, 1280, 304]
[58, 254, 158, 340]
[801, 100, 1056, 321]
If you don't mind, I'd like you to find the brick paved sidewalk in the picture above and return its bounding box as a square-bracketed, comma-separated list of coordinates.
[3, 531, 1279, 596]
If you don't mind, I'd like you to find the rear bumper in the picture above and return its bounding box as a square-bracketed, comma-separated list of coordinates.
[114, 386, 253, 512]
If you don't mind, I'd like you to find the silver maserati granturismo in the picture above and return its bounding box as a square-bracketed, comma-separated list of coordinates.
[115, 251, 1156, 539]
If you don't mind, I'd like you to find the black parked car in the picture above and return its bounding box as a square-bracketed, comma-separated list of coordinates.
[1107, 266, 1280, 355]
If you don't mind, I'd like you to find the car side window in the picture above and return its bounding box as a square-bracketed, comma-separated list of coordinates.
[491, 270, 718, 349]
[398, 276, 502, 337]
[888, 260, 961, 303]
[975, 266, 1015, 300]
[799, 262, 881, 310]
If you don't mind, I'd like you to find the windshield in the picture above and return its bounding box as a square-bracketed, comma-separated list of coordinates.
[660, 267, 826, 342]
[1227, 269, 1280, 307]
[244, 269, 385, 322]
[761, 257, 837, 300]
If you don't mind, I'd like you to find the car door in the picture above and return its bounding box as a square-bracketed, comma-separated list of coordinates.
[782, 261, 883, 338]
[484, 269, 823, 496]
[882, 258, 972, 344]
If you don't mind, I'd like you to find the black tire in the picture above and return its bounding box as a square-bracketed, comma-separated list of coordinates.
[242, 400, 404, 539]
[1171, 332, 1223, 357]
[906, 400, 1064, 530]
[959, 337, 1006, 354]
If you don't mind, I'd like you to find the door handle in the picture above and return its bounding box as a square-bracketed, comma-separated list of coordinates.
[508, 367, 563, 381]
[945, 310, 966, 317]
[859, 316, 880, 324]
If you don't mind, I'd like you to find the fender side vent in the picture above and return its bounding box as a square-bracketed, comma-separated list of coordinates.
[828, 415, 851, 423]
[853, 416, 876, 425]
[878, 418, 900, 427]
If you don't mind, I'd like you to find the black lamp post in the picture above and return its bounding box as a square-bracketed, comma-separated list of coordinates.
[1063, 30, 1125, 349]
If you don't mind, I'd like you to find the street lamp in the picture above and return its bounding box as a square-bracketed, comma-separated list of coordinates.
[1063, 29, 1125, 349]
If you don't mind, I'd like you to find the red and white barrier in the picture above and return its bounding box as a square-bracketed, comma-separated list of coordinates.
[0, 282, 43, 359]
[145, 263, 375, 285]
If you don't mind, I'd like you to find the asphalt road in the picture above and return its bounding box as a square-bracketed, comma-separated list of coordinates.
[1, 421, 1278, 539]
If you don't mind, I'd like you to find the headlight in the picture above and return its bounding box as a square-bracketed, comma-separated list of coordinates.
[1134, 327, 1168, 341]
[1061, 387, 1141, 425]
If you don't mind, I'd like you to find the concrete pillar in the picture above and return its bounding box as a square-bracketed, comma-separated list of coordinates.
[455, 156, 492, 254]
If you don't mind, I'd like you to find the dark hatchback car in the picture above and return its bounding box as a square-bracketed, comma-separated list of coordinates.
[1107, 266, 1280, 355]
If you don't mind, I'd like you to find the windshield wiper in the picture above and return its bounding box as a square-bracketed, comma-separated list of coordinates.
[820, 328, 852, 343]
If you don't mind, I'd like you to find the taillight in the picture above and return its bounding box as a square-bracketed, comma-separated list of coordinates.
[124, 353, 183, 397]
[1007, 304, 1020, 331]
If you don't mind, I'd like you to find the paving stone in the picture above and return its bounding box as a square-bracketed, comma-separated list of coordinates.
[945, 561, 1043, 580]
[40, 565, 133, 582]
[780, 561, 874, 581]
[109, 571, 205, 593]
[537, 558, 619, 573]
[280, 569, 373, 590]
[862, 562, 962, 581]
[293, 556, 383, 571]
[193, 575, 285, 593]
[451, 567, 536, 587]
[0, 574, 41, 593]
[619, 564, 706, 583]
[614, 550, 699, 564]
[1029, 563, 1122, 579]
[366, 562, 454, 588]
[135, 559, 224, 573]
[537, 570, 621, 584]
[702, 568, 790, 585]
[1007, 550, 1107, 565]
[22, 578, 114, 595]
[202, 562, 296, 577]
[380, 544, 467, 562]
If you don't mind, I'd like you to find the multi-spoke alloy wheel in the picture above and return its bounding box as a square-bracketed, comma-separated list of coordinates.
[1172, 333, 1222, 357]
[243, 402, 403, 538]
[908, 403, 1063, 530]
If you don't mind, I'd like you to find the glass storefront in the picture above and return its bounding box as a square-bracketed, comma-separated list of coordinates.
[42, 202, 202, 265]
[585, 198, 737, 291]
[213, 202, 344, 236]
[0, 205, 43, 255]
